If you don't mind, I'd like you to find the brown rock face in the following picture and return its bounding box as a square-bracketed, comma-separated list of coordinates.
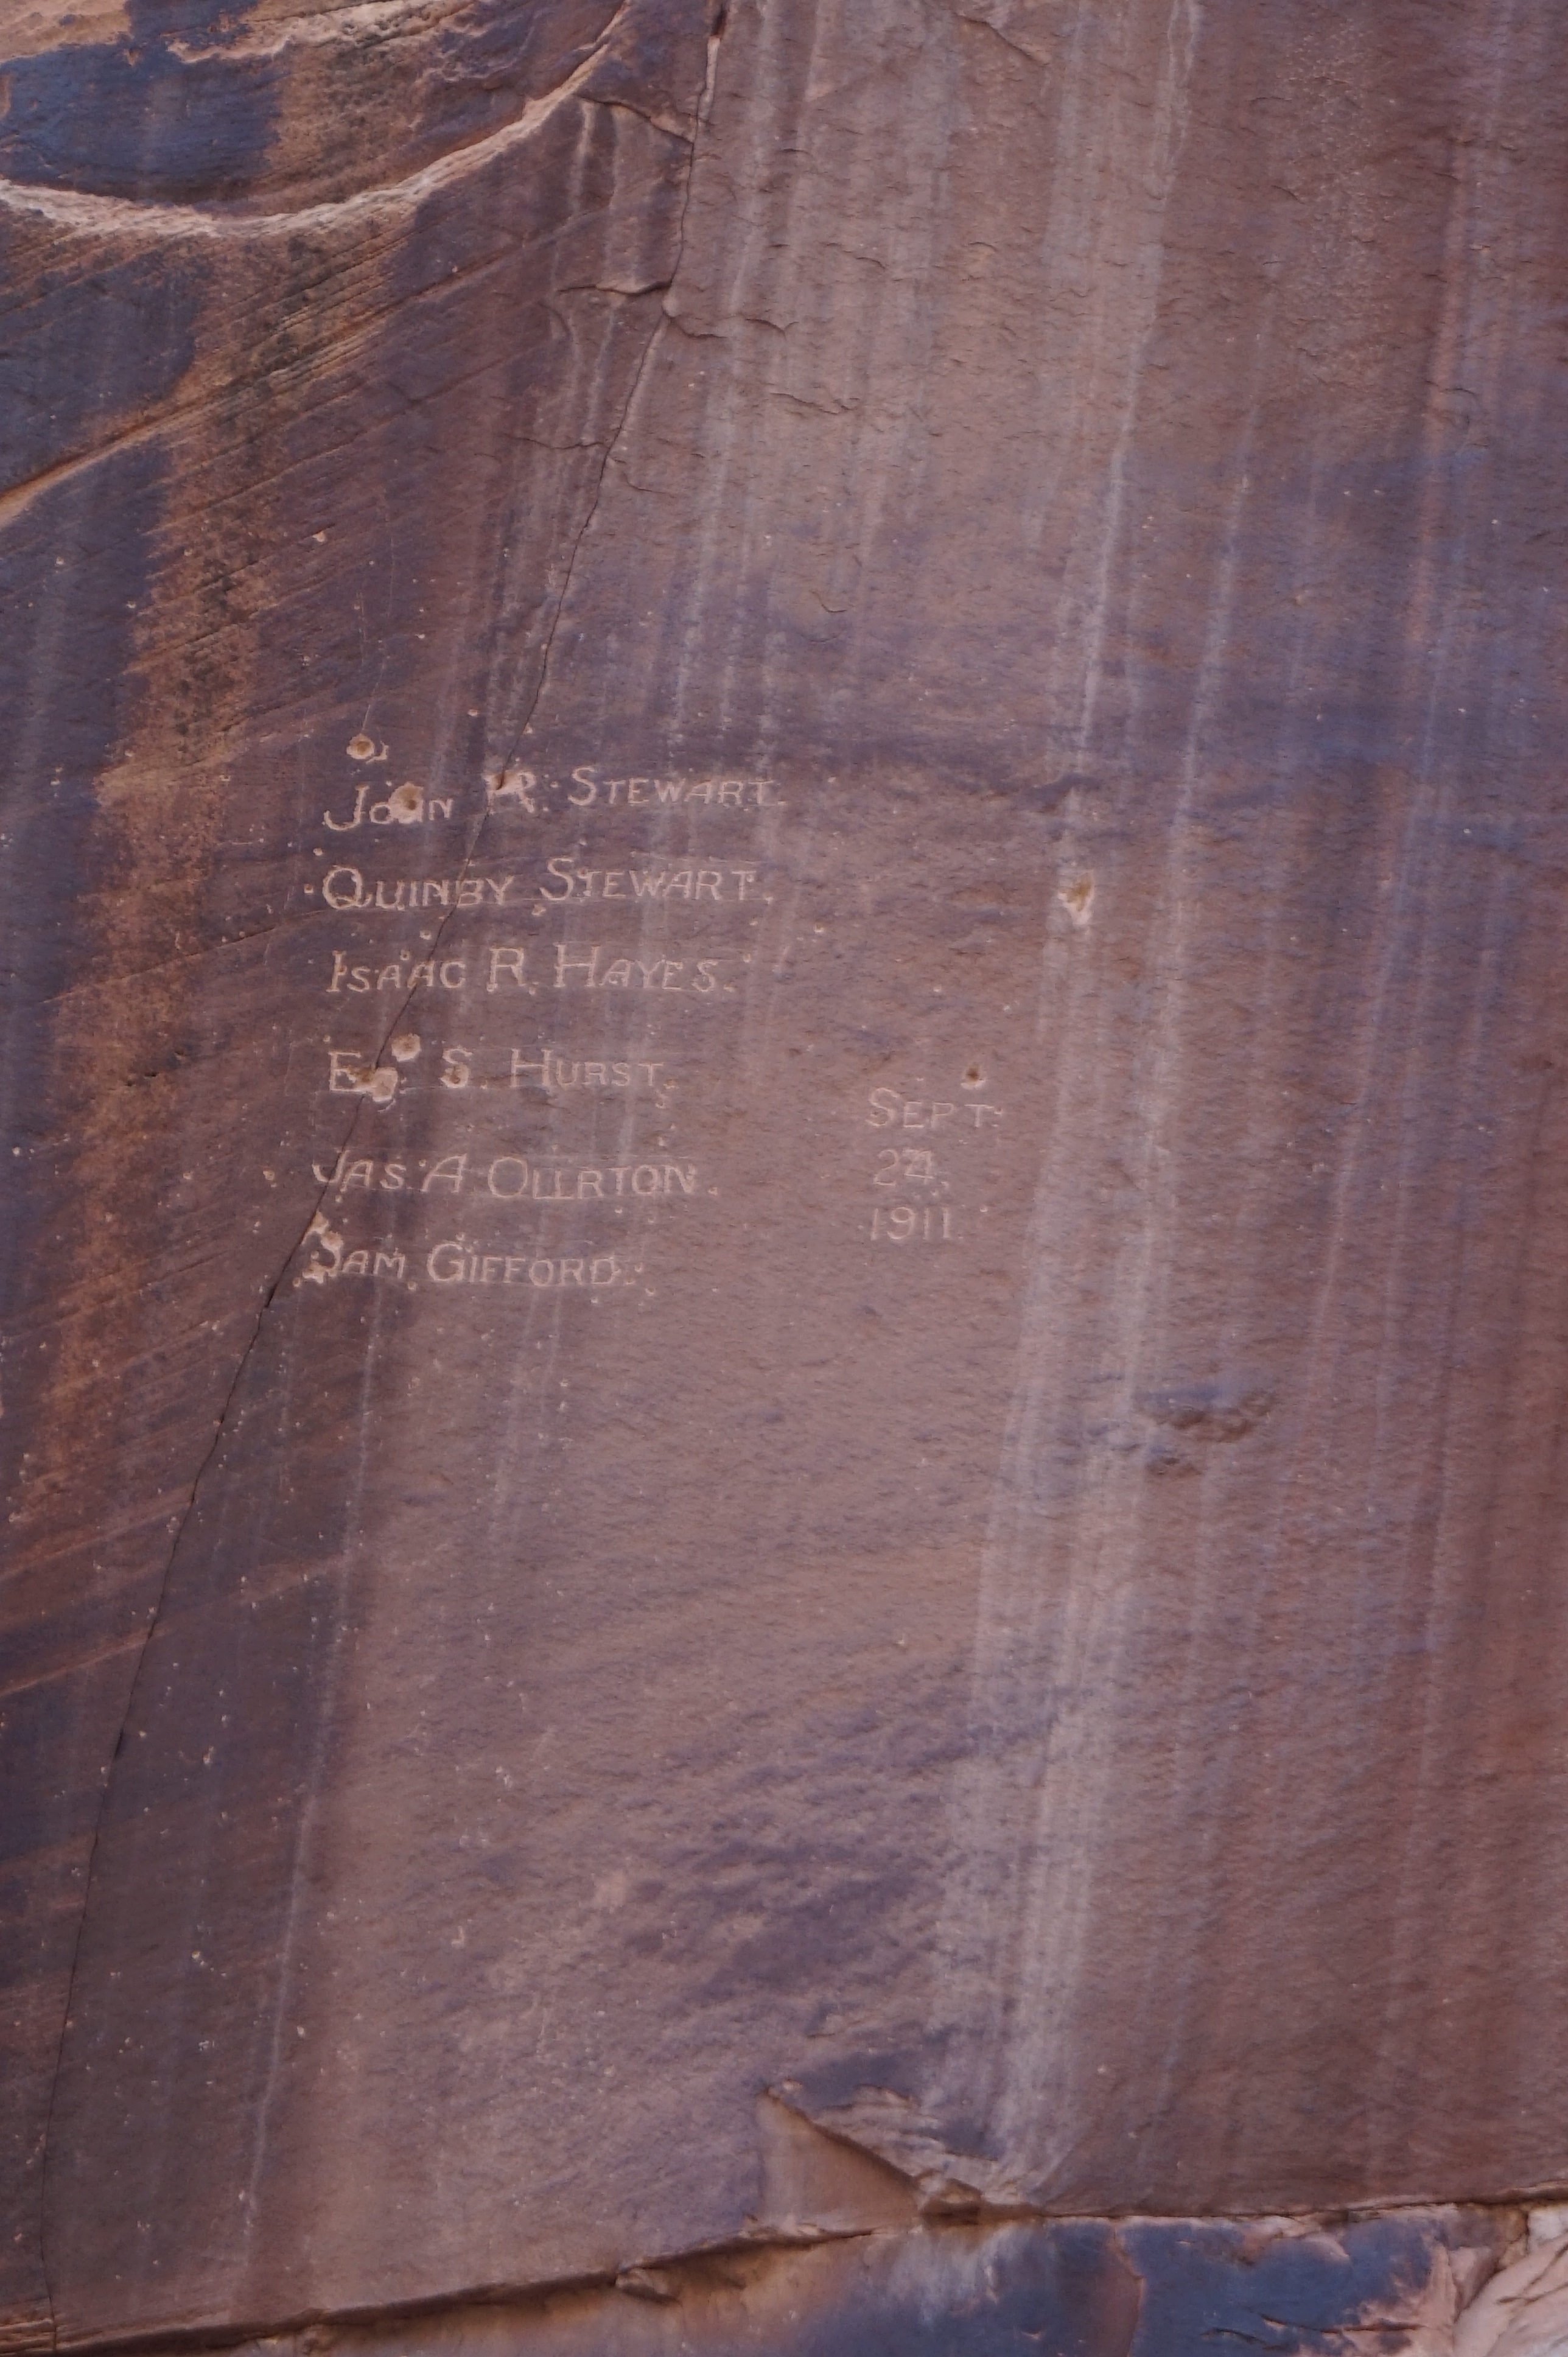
[4, 1, 1567, 2350]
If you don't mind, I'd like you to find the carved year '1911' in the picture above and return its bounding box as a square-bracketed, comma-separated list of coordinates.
[870, 1206, 957, 1243]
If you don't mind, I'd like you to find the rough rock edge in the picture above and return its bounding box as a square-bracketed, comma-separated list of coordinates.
[21, 2103, 1566, 2357]
[15, 2198, 1552, 2357]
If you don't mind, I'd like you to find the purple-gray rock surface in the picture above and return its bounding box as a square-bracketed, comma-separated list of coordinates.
[4, 2, 1567, 2351]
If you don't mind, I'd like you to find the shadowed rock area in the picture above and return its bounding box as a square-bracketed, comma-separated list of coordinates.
[2, 1, 1567, 2351]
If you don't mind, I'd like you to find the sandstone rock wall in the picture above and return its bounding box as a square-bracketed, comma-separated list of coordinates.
[4, 2, 1567, 2350]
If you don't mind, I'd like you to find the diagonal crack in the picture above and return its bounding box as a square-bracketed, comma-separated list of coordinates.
[32, 10, 726, 2338]
[29, 2202, 1528, 2357]
[29, 2221, 872, 2357]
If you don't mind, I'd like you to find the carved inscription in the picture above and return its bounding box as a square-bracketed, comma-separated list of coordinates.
[508, 1051, 668, 1096]
[485, 765, 780, 814]
[546, 946, 732, 993]
[320, 1042, 674, 1098]
[290, 735, 1021, 1311]
[326, 948, 742, 996]
[867, 1088, 1004, 1134]
[861, 1082, 1007, 1253]
[538, 861, 763, 903]
[315, 867, 519, 910]
[313, 865, 769, 915]
[313, 1149, 701, 1202]
[296, 1216, 639, 1294]
[323, 782, 458, 831]
[425, 1243, 639, 1289]
[870, 1206, 957, 1242]
[330, 741, 780, 824]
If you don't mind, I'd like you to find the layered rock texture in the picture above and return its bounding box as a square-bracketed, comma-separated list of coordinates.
[4, 0, 1567, 2350]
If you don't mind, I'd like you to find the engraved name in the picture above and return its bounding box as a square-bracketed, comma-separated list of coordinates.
[323, 782, 458, 832]
[315, 867, 517, 911]
[295, 1220, 640, 1294]
[426, 1242, 639, 1290]
[296, 1216, 408, 1286]
[486, 765, 779, 814]
[321, 1042, 678, 1099]
[324, 945, 738, 996]
[312, 1150, 701, 1203]
[538, 861, 763, 904]
[547, 945, 732, 993]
